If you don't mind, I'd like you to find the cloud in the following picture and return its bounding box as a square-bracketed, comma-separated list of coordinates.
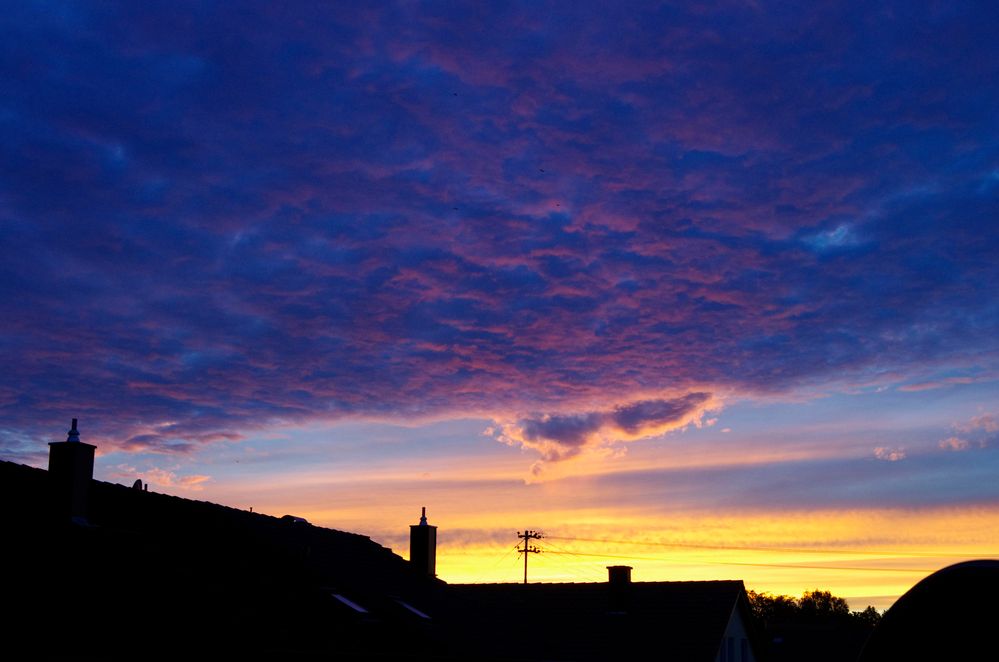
[939, 413, 999, 452]
[554, 450, 999, 512]
[939, 437, 971, 452]
[898, 376, 986, 392]
[109, 464, 211, 491]
[873, 447, 906, 462]
[1, 2, 998, 456]
[959, 414, 999, 435]
[495, 392, 719, 472]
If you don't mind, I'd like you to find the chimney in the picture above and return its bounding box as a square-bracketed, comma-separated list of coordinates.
[607, 565, 632, 586]
[607, 565, 632, 613]
[48, 418, 96, 523]
[409, 507, 437, 577]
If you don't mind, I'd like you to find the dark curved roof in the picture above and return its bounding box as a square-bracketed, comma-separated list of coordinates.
[859, 560, 999, 661]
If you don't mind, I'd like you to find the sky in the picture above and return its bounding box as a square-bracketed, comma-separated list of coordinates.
[2, 1, 998, 610]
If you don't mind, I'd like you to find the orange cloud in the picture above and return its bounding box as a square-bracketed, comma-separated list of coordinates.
[939, 437, 971, 452]
[110, 464, 212, 491]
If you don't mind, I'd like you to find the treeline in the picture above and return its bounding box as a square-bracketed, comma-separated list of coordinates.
[748, 590, 883, 661]
[747, 589, 882, 627]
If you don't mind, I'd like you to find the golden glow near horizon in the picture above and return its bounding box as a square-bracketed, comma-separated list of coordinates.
[198, 463, 999, 612]
[422, 508, 999, 612]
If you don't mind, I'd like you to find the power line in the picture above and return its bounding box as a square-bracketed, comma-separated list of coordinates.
[474, 542, 522, 581]
[545, 535, 989, 559]
[543, 549, 937, 573]
[535, 550, 602, 583]
[537, 539, 606, 582]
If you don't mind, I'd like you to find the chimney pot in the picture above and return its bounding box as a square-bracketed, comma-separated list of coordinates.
[66, 418, 81, 443]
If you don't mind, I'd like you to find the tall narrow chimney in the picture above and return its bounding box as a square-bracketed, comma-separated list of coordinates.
[48, 418, 96, 523]
[409, 507, 437, 577]
[607, 565, 633, 613]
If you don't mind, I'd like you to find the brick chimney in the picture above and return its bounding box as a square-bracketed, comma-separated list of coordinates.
[48, 418, 96, 523]
[409, 507, 437, 577]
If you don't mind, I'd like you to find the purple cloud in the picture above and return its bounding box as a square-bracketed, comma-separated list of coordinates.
[899, 377, 988, 392]
[1, 2, 998, 457]
[873, 447, 907, 462]
[940, 414, 999, 452]
[496, 393, 718, 472]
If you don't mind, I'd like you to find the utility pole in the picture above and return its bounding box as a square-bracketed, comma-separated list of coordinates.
[517, 530, 543, 584]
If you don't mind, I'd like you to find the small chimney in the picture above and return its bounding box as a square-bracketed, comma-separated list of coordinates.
[409, 506, 438, 577]
[607, 565, 632, 586]
[48, 418, 96, 523]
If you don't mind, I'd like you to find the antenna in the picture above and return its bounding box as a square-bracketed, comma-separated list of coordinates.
[517, 530, 543, 584]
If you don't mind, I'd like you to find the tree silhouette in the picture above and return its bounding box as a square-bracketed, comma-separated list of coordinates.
[748, 588, 882, 662]
[799, 589, 849, 618]
[746, 590, 799, 622]
[851, 605, 882, 627]
[747, 588, 880, 626]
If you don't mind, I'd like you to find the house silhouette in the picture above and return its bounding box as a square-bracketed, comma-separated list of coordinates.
[438, 574, 759, 661]
[4, 419, 442, 658]
[3, 419, 763, 660]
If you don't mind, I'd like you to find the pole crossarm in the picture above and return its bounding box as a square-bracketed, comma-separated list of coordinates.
[517, 529, 544, 584]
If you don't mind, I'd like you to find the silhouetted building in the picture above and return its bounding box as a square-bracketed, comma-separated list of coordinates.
[410, 506, 437, 577]
[3, 419, 443, 658]
[439, 566, 761, 661]
[3, 418, 771, 660]
[859, 560, 999, 661]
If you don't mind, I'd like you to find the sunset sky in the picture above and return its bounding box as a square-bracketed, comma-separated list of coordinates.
[2, 2, 998, 610]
